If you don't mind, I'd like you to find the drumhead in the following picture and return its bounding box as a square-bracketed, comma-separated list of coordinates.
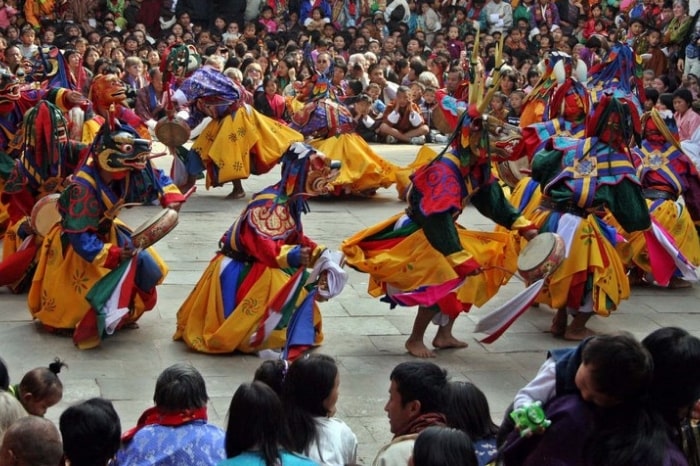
[517, 233, 557, 272]
[131, 208, 179, 249]
[132, 208, 172, 236]
[155, 118, 190, 147]
[30, 194, 62, 237]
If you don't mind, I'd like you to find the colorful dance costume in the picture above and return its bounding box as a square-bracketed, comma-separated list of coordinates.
[175, 67, 303, 189]
[175, 143, 343, 354]
[1, 102, 88, 292]
[528, 95, 651, 316]
[289, 73, 398, 196]
[28, 123, 185, 349]
[624, 110, 700, 285]
[342, 109, 535, 319]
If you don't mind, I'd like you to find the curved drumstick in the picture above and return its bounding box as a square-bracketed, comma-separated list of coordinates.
[481, 265, 525, 283]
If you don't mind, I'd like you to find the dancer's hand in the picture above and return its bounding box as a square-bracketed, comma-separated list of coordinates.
[167, 202, 182, 212]
[522, 229, 538, 241]
[299, 247, 311, 266]
[120, 247, 137, 262]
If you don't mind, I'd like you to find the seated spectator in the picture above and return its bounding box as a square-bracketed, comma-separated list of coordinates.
[221, 382, 317, 466]
[643, 327, 700, 461]
[673, 88, 700, 141]
[506, 89, 525, 126]
[0, 357, 8, 391]
[0, 392, 27, 449]
[347, 93, 379, 142]
[377, 85, 430, 144]
[511, 333, 653, 415]
[409, 426, 478, 466]
[253, 76, 289, 123]
[136, 67, 165, 132]
[253, 359, 288, 397]
[0, 416, 63, 466]
[116, 363, 226, 466]
[446, 382, 499, 466]
[8, 359, 66, 417]
[488, 92, 509, 121]
[282, 354, 358, 466]
[373, 361, 448, 466]
[365, 82, 387, 119]
[60, 398, 121, 466]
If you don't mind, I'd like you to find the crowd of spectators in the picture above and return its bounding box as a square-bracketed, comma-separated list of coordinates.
[1, 328, 700, 465]
[0, 0, 697, 148]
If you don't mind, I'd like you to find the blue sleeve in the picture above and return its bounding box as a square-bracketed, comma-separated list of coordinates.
[66, 231, 106, 263]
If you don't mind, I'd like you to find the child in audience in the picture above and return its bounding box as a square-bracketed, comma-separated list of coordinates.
[489, 92, 509, 122]
[8, 358, 67, 417]
[253, 359, 288, 397]
[446, 381, 499, 466]
[512, 333, 652, 412]
[506, 90, 525, 126]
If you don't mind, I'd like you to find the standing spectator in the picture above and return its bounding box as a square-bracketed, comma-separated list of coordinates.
[116, 364, 226, 466]
[60, 398, 122, 466]
[373, 361, 449, 466]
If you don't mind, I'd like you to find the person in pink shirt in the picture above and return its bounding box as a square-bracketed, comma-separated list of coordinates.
[0, 0, 18, 30]
[673, 88, 700, 141]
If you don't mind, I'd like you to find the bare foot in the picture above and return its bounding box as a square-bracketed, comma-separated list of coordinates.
[225, 190, 246, 200]
[405, 338, 436, 358]
[550, 309, 567, 337]
[432, 335, 469, 350]
[564, 326, 597, 341]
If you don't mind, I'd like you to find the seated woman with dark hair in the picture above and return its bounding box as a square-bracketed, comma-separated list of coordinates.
[116, 364, 226, 466]
[220, 382, 317, 466]
[60, 398, 121, 466]
[282, 354, 358, 466]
